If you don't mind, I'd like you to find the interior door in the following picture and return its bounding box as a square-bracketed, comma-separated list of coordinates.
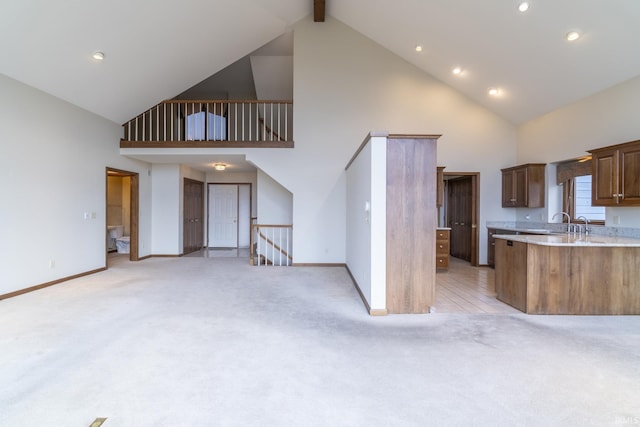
[447, 176, 472, 262]
[183, 178, 204, 254]
[209, 185, 239, 247]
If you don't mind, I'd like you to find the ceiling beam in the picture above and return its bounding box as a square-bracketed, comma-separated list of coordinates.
[314, 0, 325, 22]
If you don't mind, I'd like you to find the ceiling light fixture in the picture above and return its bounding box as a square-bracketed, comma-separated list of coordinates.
[488, 87, 500, 96]
[518, 2, 530, 12]
[213, 163, 227, 171]
[415, 45, 423, 52]
[566, 31, 581, 42]
[452, 67, 463, 75]
[92, 51, 105, 61]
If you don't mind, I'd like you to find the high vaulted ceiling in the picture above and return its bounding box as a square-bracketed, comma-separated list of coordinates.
[2, 0, 639, 125]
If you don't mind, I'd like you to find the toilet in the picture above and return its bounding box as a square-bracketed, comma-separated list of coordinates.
[116, 236, 130, 254]
[107, 226, 129, 254]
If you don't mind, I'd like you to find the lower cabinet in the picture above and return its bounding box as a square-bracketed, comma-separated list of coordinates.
[495, 239, 527, 312]
[436, 228, 450, 270]
[487, 228, 517, 268]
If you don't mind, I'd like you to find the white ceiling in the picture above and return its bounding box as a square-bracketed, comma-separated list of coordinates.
[2, 0, 639, 127]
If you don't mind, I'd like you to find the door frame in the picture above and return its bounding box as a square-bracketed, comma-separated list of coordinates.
[443, 172, 479, 266]
[207, 182, 252, 248]
[105, 168, 139, 264]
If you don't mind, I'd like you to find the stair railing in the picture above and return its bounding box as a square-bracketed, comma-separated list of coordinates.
[250, 224, 293, 266]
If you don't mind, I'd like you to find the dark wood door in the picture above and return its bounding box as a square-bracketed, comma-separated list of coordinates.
[447, 177, 472, 262]
[183, 178, 204, 254]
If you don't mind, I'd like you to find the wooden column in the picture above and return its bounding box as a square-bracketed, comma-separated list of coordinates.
[385, 135, 439, 313]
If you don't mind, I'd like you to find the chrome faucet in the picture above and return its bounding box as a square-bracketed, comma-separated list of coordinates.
[552, 211, 571, 233]
[577, 216, 590, 235]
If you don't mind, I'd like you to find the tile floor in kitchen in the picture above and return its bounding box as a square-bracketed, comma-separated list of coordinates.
[435, 256, 521, 314]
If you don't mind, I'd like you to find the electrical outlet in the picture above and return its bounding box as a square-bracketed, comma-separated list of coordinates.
[49, 259, 55, 268]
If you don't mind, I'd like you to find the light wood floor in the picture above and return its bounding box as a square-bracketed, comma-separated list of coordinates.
[435, 257, 521, 314]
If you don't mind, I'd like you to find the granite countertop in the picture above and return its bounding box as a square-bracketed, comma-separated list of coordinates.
[489, 227, 556, 234]
[493, 233, 640, 247]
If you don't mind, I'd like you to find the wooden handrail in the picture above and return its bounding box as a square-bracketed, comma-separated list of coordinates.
[162, 99, 293, 104]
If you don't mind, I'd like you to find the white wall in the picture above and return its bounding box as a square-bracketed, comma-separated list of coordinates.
[0, 74, 152, 294]
[248, 16, 518, 264]
[518, 75, 640, 227]
[345, 134, 387, 311]
[151, 164, 180, 255]
[256, 169, 292, 224]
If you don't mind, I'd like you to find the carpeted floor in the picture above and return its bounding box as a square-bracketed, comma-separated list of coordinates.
[0, 255, 639, 426]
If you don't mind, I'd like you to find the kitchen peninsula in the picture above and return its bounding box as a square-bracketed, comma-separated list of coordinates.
[494, 233, 640, 314]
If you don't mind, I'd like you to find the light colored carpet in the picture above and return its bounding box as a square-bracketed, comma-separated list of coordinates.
[0, 255, 639, 427]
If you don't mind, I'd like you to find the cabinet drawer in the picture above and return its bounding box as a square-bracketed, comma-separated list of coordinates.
[436, 241, 450, 254]
[436, 255, 449, 269]
[436, 230, 449, 240]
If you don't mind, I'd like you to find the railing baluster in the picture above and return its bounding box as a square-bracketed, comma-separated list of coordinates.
[122, 100, 292, 144]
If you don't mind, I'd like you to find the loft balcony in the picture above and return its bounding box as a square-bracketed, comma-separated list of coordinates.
[120, 100, 293, 148]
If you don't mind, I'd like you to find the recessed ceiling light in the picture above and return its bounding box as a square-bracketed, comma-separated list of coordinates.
[488, 87, 501, 96]
[415, 45, 423, 52]
[566, 31, 581, 42]
[518, 2, 530, 12]
[452, 67, 463, 75]
[92, 51, 105, 61]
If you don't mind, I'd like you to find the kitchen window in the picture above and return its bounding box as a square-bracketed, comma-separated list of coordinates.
[557, 158, 605, 224]
[569, 175, 605, 222]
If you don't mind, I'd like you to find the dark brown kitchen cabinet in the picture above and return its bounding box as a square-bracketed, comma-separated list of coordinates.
[589, 139, 640, 206]
[501, 163, 545, 208]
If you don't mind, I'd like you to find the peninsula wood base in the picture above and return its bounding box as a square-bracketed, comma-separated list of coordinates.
[495, 239, 640, 315]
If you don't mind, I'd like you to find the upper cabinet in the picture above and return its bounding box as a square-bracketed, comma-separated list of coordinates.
[501, 163, 546, 208]
[589, 140, 640, 206]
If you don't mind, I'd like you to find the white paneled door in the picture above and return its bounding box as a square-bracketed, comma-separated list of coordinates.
[209, 185, 238, 247]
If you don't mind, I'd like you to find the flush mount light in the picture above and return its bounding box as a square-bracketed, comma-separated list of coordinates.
[415, 45, 423, 52]
[452, 67, 463, 75]
[566, 31, 581, 42]
[488, 87, 501, 96]
[92, 51, 105, 61]
[213, 163, 227, 171]
[518, 2, 530, 12]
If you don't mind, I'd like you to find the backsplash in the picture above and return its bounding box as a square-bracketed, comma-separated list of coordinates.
[486, 221, 640, 239]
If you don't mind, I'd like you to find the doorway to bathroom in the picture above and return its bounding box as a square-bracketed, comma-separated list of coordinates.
[106, 168, 139, 265]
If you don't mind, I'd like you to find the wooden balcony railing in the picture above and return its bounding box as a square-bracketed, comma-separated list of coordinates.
[120, 100, 293, 148]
